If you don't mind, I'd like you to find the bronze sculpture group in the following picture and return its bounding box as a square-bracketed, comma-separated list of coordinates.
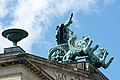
[48, 13, 114, 69]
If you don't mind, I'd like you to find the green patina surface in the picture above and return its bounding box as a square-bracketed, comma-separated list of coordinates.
[48, 13, 114, 69]
[2, 29, 28, 47]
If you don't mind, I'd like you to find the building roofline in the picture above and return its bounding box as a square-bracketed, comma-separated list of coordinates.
[0, 52, 108, 80]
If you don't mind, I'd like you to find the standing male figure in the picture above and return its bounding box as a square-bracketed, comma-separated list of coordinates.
[56, 13, 73, 45]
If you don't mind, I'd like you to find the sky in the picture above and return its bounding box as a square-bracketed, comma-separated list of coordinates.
[0, 0, 119, 80]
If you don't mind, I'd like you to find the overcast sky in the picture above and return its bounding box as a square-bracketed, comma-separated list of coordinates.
[0, 0, 119, 80]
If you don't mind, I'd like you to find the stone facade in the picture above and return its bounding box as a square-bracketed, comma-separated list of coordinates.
[0, 47, 109, 80]
[0, 65, 41, 80]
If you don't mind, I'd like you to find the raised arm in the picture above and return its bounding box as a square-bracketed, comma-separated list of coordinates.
[64, 13, 73, 28]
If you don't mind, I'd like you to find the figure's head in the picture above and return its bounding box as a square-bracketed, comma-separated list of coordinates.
[82, 36, 90, 42]
[99, 48, 105, 52]
[60, 23, 64, 27]
[99, 48, 109, 55]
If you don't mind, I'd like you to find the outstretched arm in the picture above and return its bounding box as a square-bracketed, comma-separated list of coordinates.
[64, 13, 73, 28]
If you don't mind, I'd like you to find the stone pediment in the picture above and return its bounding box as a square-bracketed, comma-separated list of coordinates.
[0, 51, 108, 80]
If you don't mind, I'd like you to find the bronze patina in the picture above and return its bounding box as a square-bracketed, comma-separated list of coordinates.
[2, 28, 28, 47]
[48, 13, 114, 69]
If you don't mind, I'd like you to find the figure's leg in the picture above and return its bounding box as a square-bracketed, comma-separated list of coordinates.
[63, 50, 75, 63]
[63, 54, 67, 61]
[83, 40, 93, 53]
[63, 50, 71, 61]
[63, 55, 72, 63]
[103, 57, 114, 69]
[88, 45, 99, 54]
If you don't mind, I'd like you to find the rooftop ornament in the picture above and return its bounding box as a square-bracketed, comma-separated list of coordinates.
[48, 13, 114, 69]
[2, 28, 28, 47]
